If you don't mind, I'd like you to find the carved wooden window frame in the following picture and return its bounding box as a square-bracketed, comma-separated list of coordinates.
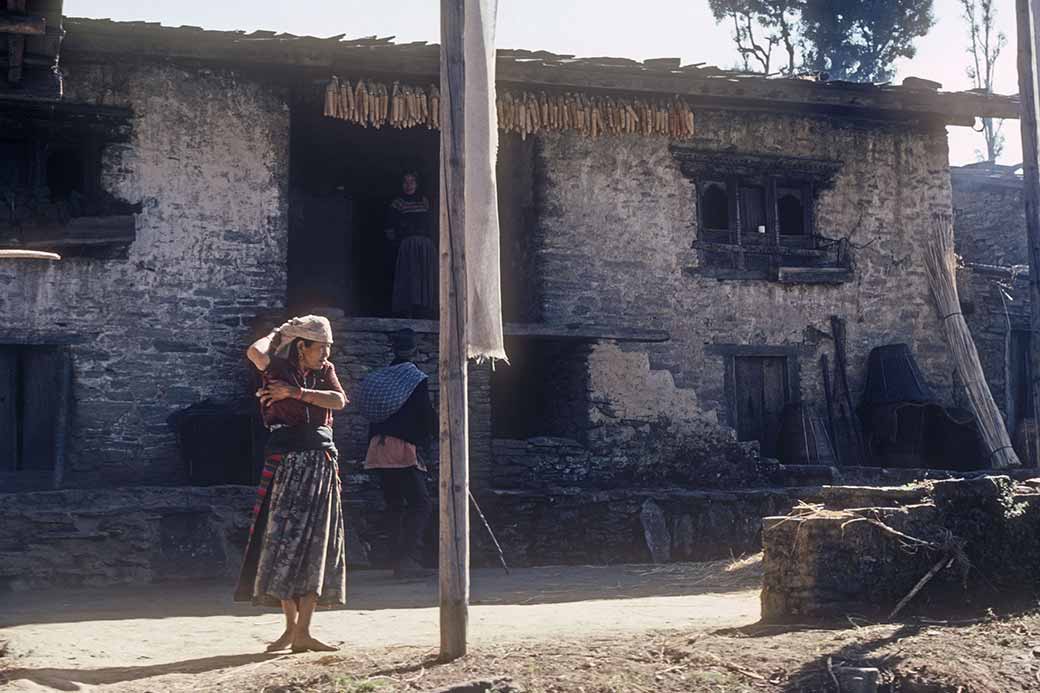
[671, 146, 849, 282]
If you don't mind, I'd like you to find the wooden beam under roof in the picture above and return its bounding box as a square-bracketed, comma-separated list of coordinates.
[58, 16, 1022, 123]
[335, 316, 671, 343]
[0, 11, 45, 35]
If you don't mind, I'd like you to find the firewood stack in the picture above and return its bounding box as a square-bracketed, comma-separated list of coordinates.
[323, 76, 695, 140]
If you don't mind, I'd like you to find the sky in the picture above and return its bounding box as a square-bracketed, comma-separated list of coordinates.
[63, 0, 1023, 167]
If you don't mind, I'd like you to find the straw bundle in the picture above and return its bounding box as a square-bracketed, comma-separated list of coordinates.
[322, 76, 695, 140]
[924, 212, 1019, 468]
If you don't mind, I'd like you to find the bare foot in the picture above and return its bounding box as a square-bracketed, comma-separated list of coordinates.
[265, 629, 294, 652]
[291, 634, 338, 653]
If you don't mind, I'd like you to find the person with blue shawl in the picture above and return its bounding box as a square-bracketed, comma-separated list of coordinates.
[358, 328, 436, 578]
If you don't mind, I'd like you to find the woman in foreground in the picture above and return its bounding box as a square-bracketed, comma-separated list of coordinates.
[234, 315, 348, 653]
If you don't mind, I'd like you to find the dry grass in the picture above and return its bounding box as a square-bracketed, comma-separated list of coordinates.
[236, 607, 1040, 693]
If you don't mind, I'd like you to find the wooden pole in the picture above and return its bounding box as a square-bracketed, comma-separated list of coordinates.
[1016, 0, 1040, 467]
[439, 0, 470, 661]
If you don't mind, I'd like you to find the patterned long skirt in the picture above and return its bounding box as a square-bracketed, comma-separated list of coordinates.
[234, 449, 346, 607]
[392, 235, 437, 317]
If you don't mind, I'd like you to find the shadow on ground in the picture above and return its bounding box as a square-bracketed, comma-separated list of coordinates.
[0, 557, 763, 628]
[0, 653, 283, 690]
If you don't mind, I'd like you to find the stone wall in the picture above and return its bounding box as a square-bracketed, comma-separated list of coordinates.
[0, 474, 937, 591]
[761, 475, 1040, 620]
[0, 55, 289, 488]
[952, 167, 1027, 267]
[0, 486, 256, 590]
[958, 266, 1030, 422]
[533, 114, 957, 474]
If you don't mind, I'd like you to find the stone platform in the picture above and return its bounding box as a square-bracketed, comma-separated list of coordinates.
[761, 475, 1040, 620]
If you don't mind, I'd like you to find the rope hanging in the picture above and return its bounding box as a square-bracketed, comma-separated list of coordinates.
[322, 76, 696, 140]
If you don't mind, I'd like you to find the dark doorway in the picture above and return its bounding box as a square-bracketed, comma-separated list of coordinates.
[289, 96, 439, 317]
[1009, 328, 1034, 435]
[0, 345, 71, 477]
[733, 355, 789, 458]
[491, 337, 590, 440]
[289, 88, 539, 321]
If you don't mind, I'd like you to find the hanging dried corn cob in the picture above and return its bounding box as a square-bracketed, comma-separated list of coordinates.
[322, 78, 695, 139]
[324, 76, 336, 118]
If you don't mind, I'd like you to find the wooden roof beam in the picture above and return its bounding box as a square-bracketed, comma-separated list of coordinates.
[0, 12, 45, 35]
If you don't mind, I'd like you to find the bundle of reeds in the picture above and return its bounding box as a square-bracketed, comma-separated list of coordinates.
[925, 212, 1020, 468]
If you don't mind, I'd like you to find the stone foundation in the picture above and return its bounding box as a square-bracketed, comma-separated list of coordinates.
[0, 475, 935, 592]
[7, 469, 1039, 593]
[0, 486, 255, 591]
[761, 475, 1040, 620]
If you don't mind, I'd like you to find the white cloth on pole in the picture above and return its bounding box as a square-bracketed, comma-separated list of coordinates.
[462, 0, 507, 362]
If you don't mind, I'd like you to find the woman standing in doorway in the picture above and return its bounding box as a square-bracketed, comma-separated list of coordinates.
[384, 171, 437, 319]
[234, 314, 348, 653]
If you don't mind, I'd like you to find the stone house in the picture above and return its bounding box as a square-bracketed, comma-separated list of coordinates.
[0, 12, 1021, 587]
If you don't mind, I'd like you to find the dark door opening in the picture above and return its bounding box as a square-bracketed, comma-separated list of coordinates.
[733, 355, 789, 458]
[491, 337, 590, 440]
[289, 97, 439, 317]
[288, 88, 539, 321]
[1009, 329, 1034, 435]
[0, 345, 71, 479]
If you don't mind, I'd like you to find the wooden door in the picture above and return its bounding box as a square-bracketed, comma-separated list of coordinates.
[734, 356, 789, 458]
[287, 195, 353, 313]
[1009, 329, 1033, 434]
[19, 347, 69, 474]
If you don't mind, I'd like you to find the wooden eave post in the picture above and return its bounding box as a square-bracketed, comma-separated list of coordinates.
[439, 0, 470, 661]
[1016, 0, 1040, 466]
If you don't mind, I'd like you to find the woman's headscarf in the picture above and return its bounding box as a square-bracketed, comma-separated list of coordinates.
[273, 315, 334, 358]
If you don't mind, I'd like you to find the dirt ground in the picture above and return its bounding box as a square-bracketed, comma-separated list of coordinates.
[2, 556, 1039, 692]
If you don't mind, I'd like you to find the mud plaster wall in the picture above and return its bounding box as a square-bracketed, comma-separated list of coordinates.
[0, 57, 289, 487]
[534, 113, 957, 462]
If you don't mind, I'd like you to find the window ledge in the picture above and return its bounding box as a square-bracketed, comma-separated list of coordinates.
[15, 214, 137, 250]
[695, 239, 830, 259]
[777, 266, 853, 285]
[683, 266, 853, 284]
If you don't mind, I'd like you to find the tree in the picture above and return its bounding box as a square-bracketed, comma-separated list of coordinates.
[708, 0, 935, 83]
[708, 0, 802, 74]
[800, 0, 935, 82]
[961, 0, 1007, 162]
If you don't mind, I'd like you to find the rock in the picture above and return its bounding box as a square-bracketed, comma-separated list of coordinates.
[672, 514, 695, 560]
[640, 499, 671, 563]
[425, 678, 519, 693]
[833, 666, 879, 693]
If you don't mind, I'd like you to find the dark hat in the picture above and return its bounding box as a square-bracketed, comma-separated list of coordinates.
[390, 328, 417, 354]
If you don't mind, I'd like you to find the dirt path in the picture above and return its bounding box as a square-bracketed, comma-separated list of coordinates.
[0, 559, 761, 692]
